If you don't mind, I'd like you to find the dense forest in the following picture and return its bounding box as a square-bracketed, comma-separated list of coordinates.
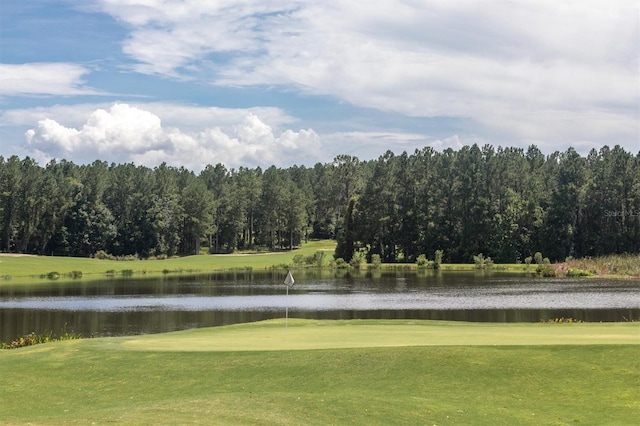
[0, 144, 638, 263]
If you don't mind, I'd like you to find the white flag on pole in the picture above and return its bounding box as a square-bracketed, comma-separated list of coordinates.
[284, 270, 295, 287]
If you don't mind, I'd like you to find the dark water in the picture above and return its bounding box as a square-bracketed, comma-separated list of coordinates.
[1, 270, 638, 342]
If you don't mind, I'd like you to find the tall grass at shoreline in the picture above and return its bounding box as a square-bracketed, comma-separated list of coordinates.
[557, 253, 640, 277]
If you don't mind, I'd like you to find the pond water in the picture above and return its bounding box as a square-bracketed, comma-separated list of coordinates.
[1, 270, 638, 342]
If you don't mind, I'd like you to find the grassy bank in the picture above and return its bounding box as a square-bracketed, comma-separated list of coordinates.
[0, 239, 530, 285]
[1, 320, 638, 425]
[0, 240, 337, 284]
[2, 241, 638, 284]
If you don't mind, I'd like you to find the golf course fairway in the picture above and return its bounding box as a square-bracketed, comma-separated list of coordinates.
[1, 320, 639, 425]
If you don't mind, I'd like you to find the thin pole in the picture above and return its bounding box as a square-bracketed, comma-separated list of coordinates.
[283, 270, 294, 329]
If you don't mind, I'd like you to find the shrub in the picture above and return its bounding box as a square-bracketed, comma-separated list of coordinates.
[416, 254, 429, 269]
[566, 268, 593, 277]
[434, 250, 443, 269]
[350, 251, 365, 269]
[534, 252, 543, 265]
[473, 254, 493, 269]
[524, 256, 533, 272]
[371, 254, 382, 269]
[94, 250, 113, 260]
[46, 271, 60, 280]
[313, 251, 327, 267]
[334, 258, 349, 269]
[536, 264, 556, 277]
[121, 269, 134, 277]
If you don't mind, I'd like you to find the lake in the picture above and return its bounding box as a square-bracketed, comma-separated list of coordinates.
[1, 270, 638, 342]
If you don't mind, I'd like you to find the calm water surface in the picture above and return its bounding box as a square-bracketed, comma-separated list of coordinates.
[1, 270, 638, 342]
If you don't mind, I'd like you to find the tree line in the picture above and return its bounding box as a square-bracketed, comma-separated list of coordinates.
[0, 144, 638, 262]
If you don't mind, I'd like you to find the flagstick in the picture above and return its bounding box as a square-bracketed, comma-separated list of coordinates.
[283, 270, 294, 329]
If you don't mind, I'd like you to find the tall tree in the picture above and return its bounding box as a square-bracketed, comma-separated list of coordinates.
[180, 173, 214, 255]
[0, 156, 22, 252]
[543, 148, 586, 261]
[355, 151, 399, 262]
[230, 167, 262, 250]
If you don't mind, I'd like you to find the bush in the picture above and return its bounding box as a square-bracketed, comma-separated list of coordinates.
[566, 268, 593, 277]
[94, 250, 113, 260]
[68, 270, 83, 279]
[350, 251, 365, 269]
[312, 251, 327, 267]
[121, 269, 134, 277]
[333, 258, 349, 269]
[371, 254, 382, 269]
[416, 254, 429, 269]
[292, 251, 327, 268]
[536, 264, 556, 277]
[434, 250, 443, 269]
[473, 253, 493, 269]
[534, 252, 543, 265]
[524, 256, 533, 272]
[94, 251, 139, 261]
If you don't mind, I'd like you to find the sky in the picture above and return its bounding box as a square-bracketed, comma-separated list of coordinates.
[0, 0, 638, 171]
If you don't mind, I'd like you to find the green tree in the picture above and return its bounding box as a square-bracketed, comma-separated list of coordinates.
[543, 148, 586, 261]
[355, 151, 399, 262]
[180, 173, 214, 254]
[234, 167, 262, 249]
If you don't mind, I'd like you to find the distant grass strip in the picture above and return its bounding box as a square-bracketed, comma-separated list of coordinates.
[0, 240, 337, 284]
[1, 320, 638, 425]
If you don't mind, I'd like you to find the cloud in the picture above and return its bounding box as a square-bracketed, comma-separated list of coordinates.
[14, 102, 462, 169]
[0, 63, 102, 97]
[2, 102, 298, 133]
[23, 103, 321, 170]
[94, 0, 639, 150]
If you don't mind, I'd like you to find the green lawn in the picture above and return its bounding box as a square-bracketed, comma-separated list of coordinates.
[1, 320, 638, 425]
[0, 240, 337, 284]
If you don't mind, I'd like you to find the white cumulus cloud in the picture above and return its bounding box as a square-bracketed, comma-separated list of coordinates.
[23, 103, 321, 170]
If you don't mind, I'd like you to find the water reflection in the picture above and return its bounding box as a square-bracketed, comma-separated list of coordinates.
[0, 270, 638, 342]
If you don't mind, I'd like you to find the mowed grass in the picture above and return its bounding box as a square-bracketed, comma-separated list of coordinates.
[1, 320, 638, 425]
[0, 240, 336, 283]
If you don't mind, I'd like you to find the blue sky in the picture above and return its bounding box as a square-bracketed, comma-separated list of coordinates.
[1, 0, 638, 171]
